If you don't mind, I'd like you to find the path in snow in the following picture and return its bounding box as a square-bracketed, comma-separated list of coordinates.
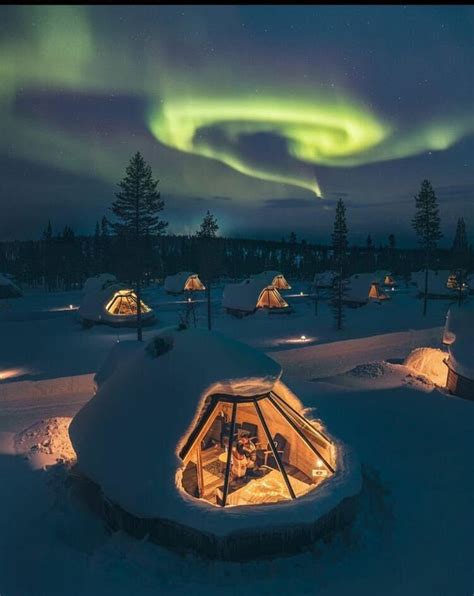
[273, 326, 444, 380]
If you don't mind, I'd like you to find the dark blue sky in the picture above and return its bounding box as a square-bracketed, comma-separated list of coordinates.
[1, 5, 473, 245]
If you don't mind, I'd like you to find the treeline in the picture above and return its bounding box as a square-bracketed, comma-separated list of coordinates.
[0, 221, 472, 292]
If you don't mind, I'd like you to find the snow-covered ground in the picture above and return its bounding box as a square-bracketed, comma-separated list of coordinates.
[0, 283, 472, 595]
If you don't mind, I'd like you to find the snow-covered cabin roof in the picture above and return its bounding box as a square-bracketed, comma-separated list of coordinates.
[222, 278, 288, 312]
[313, 271, 337, 287]
[82, 273, 117, 296]
[164, 272, 205, 293]
[79, 282, 154, 324]
[411, 270, 453, 295]
[0, 274, 22, 298]
[250, 271, 291, 290]
[345, 273, 378, 303]
[69, 327, 359, 535]
[443, 302, 474, 379]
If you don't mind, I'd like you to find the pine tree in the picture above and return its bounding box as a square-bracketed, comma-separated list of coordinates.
[452, 217, 468, 257]
[110, 152, 168, 340]
[196, 211, 221, 330]
[412, 179, 442, 316]
[331, 199, 349, 330]
[196, 211, 219, 239]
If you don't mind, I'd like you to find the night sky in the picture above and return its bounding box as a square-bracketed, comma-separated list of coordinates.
[1, 5, 473, 245]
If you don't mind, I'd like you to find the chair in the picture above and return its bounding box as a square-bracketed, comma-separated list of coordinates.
[262, 433, 288, 468]
[240, 422, 258, 442]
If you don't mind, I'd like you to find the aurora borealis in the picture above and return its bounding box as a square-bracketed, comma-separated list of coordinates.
[1, 5, 473, 242]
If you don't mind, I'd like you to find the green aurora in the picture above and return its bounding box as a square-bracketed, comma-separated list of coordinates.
[2, 6, 473, 200]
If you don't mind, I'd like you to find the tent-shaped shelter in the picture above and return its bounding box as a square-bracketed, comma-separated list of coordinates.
[344, 273, 390, 307]
[383, 274, 397, 287]
[82, 273, 117, 296]
[443, 302, 474, 400]
[79, 282, 155, 327]
[222, 278, 290, 316]
[411, 270, 466, 298]
[164, 272, 206, 295]
[368, 281, 390, 301]
[250, 271, 291, 290]
[0, 274, 22, 299]
[69, 328, 360, 559]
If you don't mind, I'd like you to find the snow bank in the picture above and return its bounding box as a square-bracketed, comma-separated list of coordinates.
[15, 417, 76, 461]
[69, 327, 360, 537]
[404, 347, 448, 387]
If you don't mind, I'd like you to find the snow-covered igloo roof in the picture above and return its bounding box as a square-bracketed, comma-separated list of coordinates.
[78, 282, 154, 324]
[222, 278, 288, 312]
[444, 302, 474, 379]
[82, 273, 117, 296]
[69, 327, 360, 536]
[411, 270, 453, 295]
[251, 271, 291, 289]
[164, 272, 203, 293]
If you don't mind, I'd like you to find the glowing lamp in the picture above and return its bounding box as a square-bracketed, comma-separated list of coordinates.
[300, 335, 307, 342]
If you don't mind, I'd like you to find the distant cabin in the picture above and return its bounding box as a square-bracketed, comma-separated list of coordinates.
[250, 271, 291, 290]
[79, 283, 155, 328]
[411, 270, 468, 299]
[344, 274, 390, 307]
[164, 272, 206, 295]
[222, 278, 290, 317]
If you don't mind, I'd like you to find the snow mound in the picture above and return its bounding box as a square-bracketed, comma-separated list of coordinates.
[404, 348, 448, 387]
[348, 362, 392, 379]
[15, 417, 76, 462]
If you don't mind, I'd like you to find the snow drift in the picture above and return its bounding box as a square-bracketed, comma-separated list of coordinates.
[404, 347, 448, 387]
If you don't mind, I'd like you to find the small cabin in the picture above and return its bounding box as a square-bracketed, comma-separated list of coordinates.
[164, 272, 206, 295]
[222, 278, 290, 316]
[79, 283, 155, 328]
[250, 271, 291, 290]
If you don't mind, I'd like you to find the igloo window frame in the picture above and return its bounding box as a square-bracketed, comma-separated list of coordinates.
[105, 289, 151, 316]
[179, 391, 335, 507]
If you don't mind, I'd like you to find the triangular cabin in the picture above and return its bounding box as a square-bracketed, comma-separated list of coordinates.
[383, 274, 397, 287]
[222, 278, 290, 316]
[0, 274, 22, 299]
[69, 329, 358, 559]
[250, 271, 291, 290]
[344, 273, 390, 307]
[411, 270, 467, 299]
[368, 281, 390, 301]
[164, 272, 206, 295]
[79, 282, 155, 328]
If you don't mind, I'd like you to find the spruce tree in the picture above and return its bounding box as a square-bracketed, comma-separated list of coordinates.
[110, 152, 167, 340]
[196, 210, 220, 330]
[411, 179, 442, 316]
[331, 199, 349, 330]
[452, 217, 468, 259]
